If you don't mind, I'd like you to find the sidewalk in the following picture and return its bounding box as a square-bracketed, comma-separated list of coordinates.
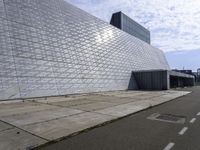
[0, 90, 191, 150]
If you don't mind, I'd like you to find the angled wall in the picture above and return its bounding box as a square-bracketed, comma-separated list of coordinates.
[0, 0, 170, 100]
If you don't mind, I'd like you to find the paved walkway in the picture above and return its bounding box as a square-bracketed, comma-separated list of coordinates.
[0, 90, 190, 150]
[37, 86, 200, 150]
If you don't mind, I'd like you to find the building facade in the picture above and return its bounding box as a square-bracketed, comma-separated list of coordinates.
[0, 0, 169, 100]
[110, 12, 151, 44]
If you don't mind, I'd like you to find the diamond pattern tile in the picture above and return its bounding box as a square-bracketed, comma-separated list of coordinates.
[0, 0, 170, 100]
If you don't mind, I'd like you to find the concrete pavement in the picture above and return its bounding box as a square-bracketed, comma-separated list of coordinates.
[36, 87, 200, 150]
[0, 90, 190, 150]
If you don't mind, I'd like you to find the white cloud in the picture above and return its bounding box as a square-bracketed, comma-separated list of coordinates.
[65, 0, 200, 52]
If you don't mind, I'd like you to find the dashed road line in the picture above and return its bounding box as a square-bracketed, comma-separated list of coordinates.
[178, 127, 188, 135]
[190, 118, 196, 123]
[197, 112, 200, 116]
[163, 142, 175, 150]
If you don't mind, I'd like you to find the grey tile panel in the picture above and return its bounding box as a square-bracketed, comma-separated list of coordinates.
[0, 0, 6, 19]
[0, 0, 170, 100]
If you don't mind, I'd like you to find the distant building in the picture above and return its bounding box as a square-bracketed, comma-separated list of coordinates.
[197, 69, 200, 82]
[198, 69, 200, 76]
[110, 11, 150, 44]
[173, 69, 198, 83]
[172, 70, 194, 76]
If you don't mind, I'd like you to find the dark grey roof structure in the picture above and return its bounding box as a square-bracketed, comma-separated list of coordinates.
[110, 12, 151, 44]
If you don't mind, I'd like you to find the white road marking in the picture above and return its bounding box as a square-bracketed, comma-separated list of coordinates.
[163, 142, 175, 150]
[190, 118, 196, 123]
[197, 112, 200, 116]
[178, 127, 188, 135]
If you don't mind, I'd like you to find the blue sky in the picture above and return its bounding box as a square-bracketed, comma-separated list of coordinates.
[66, 0, 200, 72]
[166, 49, 200, 71]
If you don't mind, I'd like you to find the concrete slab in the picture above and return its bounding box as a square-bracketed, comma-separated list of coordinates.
[69, 102, 119, 111]
[97, 91, 164, 100]
[33, 94, 96, 104]
[130, 94, 164, 100]
[51, 99, 94, 107]
[145, 91, 191, 107]
[162, 92, 189, 99]
[0, 128, 47, 150]
[0, 107, 83, 126]
[21, 112, 115, 140]
[0, 99, 24, 104]
[148, 96, 174, 106]
[95, 101, 151, 117]
[95, 91, 191, 117]
[75, 95, 138, 104]
[0, 121, 13, 132]
[96, 91, 150, 98]
[0, 101, 39, 110]
[0, 103, 58, 117]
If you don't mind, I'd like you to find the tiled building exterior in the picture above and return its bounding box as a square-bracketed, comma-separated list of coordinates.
[0, 0, 170, 100]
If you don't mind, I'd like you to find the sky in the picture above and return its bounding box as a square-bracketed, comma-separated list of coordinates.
[166, 49, 200, 71]
[66, 0, 200, 72]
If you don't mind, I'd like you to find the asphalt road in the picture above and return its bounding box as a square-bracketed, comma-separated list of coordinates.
[37, 86, 200, 150]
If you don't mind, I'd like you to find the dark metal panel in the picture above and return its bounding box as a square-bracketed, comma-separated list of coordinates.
[133, 70, 168, 90]
[110, 12, 150, 44]
[110, 12, 121, 29]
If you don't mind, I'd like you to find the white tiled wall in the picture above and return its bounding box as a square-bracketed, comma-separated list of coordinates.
[0, 0, 170, 100]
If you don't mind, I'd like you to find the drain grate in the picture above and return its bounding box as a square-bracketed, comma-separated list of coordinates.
[147, 113, 186, 124]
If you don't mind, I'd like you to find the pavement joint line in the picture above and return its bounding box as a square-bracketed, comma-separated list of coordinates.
[163, 142, 175, 150]
[0, 127, 15, 132]
[197, 112, 200, 116]
[30, 100, 67, 108]
[88, 93, 162, 100]
[178, 127, 188, 135]
[0, 121, 15, 132]
[83, 110, 117, 118]
[17, 111, 85, 127]
[31, 100, 100, 109]
[190, 118, 196, 123]
[31, 97, 137, 108]
[0, 107, 63, 118]
[0, 119, 49, 142]
[51, 101, 96, 108]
